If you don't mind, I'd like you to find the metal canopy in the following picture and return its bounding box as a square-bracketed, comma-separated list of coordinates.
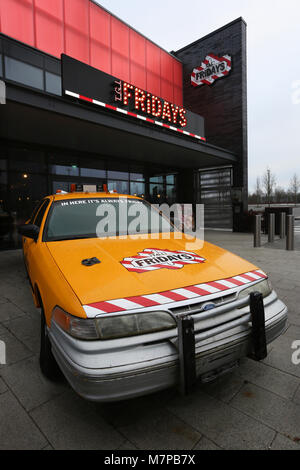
[1, 83, 237, 170]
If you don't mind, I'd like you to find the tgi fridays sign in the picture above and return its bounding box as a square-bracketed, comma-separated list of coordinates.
[114, 80, 187, 127]
[121, 248, 205, 273]
[61, 54, 205, 141]
[191, 54, 232, 87]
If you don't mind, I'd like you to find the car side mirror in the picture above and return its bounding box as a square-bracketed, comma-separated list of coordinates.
[18, 224, 39, 241]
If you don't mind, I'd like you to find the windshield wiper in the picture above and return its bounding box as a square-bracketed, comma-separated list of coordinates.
[48, 235, 96, 242]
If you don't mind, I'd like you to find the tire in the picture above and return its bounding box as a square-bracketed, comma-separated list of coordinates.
[39, 304, 62, 381]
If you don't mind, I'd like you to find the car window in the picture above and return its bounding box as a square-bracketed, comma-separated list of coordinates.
[29, 200, 44, 223]
[34, 199, 50, 228]
[45, 197, 174, 241]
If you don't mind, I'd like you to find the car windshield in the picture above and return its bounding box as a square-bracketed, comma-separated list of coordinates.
[45, 197, 174, 241]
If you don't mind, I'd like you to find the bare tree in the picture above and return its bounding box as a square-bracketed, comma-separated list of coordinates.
[262, 167, 276, 206]
[289, 173, 300, 205]
[254, 177, 263, 205]
[274, 186, 286, 203]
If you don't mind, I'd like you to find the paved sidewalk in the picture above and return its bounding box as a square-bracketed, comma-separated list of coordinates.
[0, 232, 299, 450]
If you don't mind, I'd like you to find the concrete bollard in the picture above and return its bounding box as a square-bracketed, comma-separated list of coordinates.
[268, 213, 275, 243]
[286, 215, 295, 251]
[254, 215, 261, 248]
[280, 212, 286, 239]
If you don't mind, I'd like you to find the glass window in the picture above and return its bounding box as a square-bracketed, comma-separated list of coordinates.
[30, 199, 44, 224]
[9, 148, 46, 173]
[10, 173, 48, 224]
[166, 175, 176, 185]
[45, 72, 61, 96]
[166, 185, 176, 204]
[108, 180, 129, 194]
[107, 170, 129, 180]
[34, 199, 50, 228]
[80, 167, 106, 178]
[52, 181, 70, 194]
[45, 198, 174, 240]
[130, 181, 145, 197]
[0, 55, 2, 77]
[149, 183, 164, 202]
[0, 159, 7, 171]
[149, 175, 164, 184]
[130, 172, 145, 182]
[50, 164, 79, 176]
[5, 56, 44, 90]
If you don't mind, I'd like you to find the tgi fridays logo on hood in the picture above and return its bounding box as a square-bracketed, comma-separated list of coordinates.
[191, 54, 232, 87]
[121, 248, 205, 273]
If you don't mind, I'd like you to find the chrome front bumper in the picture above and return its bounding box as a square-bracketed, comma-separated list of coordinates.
[49, 290, 288, 402]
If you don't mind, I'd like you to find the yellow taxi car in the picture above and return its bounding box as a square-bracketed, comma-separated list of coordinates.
[18, 190, 287, 401]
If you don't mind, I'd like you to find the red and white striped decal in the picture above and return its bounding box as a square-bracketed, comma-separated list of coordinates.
[83, 269, 267, 317]
[191, 54, 232, 87]
[65, 90, 206, 142]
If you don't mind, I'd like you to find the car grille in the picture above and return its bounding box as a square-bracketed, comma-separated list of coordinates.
[169, 292, 237, 317]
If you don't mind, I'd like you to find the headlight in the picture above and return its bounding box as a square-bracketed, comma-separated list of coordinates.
[238, 279, 272, 300]
[52, 307, 176, 340]
[96, 311, 176, 340]
[52, 307, 99, 340]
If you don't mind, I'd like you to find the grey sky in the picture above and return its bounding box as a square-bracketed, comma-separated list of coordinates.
[96, 0, 300, 191]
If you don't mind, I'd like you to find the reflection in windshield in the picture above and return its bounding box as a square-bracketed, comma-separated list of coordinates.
[45, 198, 174, 241]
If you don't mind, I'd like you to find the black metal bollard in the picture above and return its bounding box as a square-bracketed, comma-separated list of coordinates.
[248, 292, 267, 361]
[177, 315, 196, 395]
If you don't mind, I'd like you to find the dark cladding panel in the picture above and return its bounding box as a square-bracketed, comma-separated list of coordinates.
[176, 18, 248, 203]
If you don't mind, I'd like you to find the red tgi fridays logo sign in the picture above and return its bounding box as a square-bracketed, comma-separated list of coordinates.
[121, 248, 205, 273]
[114, 80, 187, 127]
[191, 54, 232, 87]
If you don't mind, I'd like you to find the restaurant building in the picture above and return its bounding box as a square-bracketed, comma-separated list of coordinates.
[0, 0, 248, 249]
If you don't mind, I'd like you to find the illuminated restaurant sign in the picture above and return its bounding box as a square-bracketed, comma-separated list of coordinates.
[62, 54, 205, 141]
[191, 54, 232, 87]
[114, 80, 187, 127]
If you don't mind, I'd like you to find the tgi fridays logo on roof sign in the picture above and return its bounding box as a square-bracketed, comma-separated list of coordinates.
[121, 248, 205, 273]
[191, 54, 232, 87]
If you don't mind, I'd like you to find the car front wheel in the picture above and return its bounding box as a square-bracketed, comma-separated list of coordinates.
[40, 306, 62, 381]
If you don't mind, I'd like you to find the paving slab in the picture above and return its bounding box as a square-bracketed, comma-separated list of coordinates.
[116, 409, 201, 450]
[0, 377, 7, 394]
[270, 433, 300, 450]
[0, 328, 33, 368]
[167, 390, 275, 450]
[293, 385, 300, 406]
[262, 334, 300, 378]
[0, 300, 26, 324]
[237, 358, 300, 400]
[231, 383, 300, 441]
[198, 371, 245, 404]
[0, 391, 47, 450]
[3, 314, 41, 353]
[193, 436, 222, 450]
[117, 440, 138, 450]
[30, 391, 125, 450]
[1, 355, 67, 411]
[98, 389, 200, 450]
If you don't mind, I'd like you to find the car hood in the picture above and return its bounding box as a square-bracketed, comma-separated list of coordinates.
[46, 234, 258, 306]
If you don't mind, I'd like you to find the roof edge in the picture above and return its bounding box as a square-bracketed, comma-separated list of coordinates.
[174, 17, 247, 54]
